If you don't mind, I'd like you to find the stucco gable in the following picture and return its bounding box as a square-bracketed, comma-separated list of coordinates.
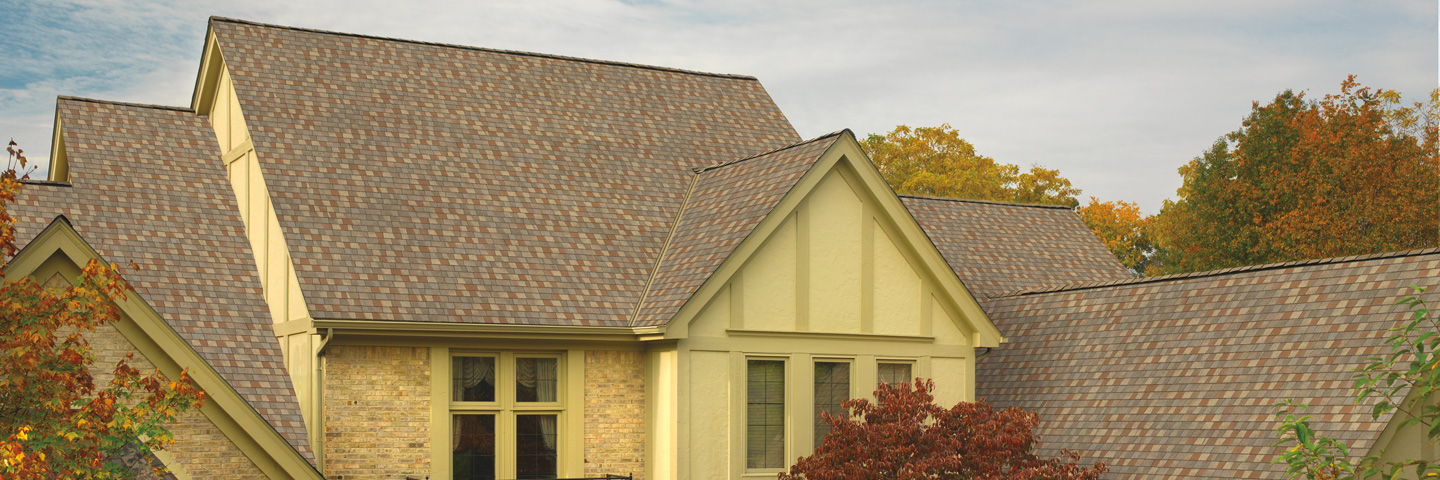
[663, 131, 1003, 347]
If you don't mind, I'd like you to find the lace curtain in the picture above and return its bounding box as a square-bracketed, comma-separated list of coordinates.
[459, 358, 495, 390]
[516, 359, 559, 450]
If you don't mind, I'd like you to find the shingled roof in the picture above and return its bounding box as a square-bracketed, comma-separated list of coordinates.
[632, 132, 842, 326]
[900, 195, 1132, 301]
[208, 17, 801, 326]
[13, 97, 313, 461]
[976, 249, 1440, 479]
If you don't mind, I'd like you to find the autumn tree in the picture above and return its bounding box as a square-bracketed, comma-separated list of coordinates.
[1076, 197, 1152, 275]
[782, 378, 1107, 480]
[0, 140, 205, 479]
[1149, 77, 1440, 274]
[862, 125, 1082, 207]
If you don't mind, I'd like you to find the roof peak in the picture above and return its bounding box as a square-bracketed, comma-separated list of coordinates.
[693, 130, 846, 174]
[897, 194, 1074, 210]
[208, 16, 761, 81]
[57, 96, 192, 113]
[994, 247, 1440, 298]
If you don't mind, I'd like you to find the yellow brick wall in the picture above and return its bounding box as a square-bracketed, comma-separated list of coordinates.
[85, 323, 267, 479]
[322, 345, 431, 480]
[584, 350, 646, 480]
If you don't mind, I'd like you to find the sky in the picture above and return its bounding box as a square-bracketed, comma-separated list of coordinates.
[1, 0, 1435, 214]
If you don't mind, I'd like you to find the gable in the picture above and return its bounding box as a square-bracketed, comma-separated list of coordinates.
[668, 132, 1002, 347]
[11, 98, 315, 469]
[6, 218, 320, 479]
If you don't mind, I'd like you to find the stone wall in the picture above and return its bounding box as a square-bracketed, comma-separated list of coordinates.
[584, 350, 647, 480]
[86, 323, 267, 479]
[322, 345, 431, 480]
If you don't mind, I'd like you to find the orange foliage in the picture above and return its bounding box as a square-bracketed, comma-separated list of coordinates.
[1076, 197, 1151, 275]
[1150, 77, 1440, 274]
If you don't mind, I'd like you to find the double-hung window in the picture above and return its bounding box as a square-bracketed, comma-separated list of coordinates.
[812, 361, 850, 448]
[746, 359, 786, 471]
[451, 353, 562, 480]
[877, 361, 913, 387]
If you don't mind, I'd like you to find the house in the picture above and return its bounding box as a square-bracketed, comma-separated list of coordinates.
[7, 16, 1433, 480]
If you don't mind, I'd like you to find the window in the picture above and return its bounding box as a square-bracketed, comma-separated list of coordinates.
[747, 359, 786, 470]
[813, 361, 850, 447]
[450, 353, 562, 480]
[877, 361, 912, 387]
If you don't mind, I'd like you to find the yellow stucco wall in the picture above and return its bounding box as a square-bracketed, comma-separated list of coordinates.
[201, 40, 323, 460]
[671, 160, 980, 479]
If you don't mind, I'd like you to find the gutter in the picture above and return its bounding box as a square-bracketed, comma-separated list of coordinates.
[311, 318, 667, 342]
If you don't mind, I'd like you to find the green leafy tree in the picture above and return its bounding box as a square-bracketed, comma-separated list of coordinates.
[861, 124, 1082, 207]
[1273, 287, 1440, 479]
[1150, 78, 1440, 275]
[0, 140, 206, 479]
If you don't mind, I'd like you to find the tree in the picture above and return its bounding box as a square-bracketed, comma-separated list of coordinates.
[782, 378, 1107, 480]
[861, 125, 1082, 207]
[1076, 197, 1152, 275]
[1149, 78, 1440, 275]
[1272, 287, 1440, 479]
[0, 140, 205, 479]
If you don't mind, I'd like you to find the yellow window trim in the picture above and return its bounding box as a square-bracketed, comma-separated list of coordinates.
[430, 347, 586, 480]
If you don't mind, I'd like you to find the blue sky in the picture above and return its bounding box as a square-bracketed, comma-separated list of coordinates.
[1, 0, 1435, 213]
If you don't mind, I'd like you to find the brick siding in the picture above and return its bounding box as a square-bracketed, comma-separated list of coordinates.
[584, 350, 646, 479]
[86, 323, 267, 479]
[322, 345, 431, 480]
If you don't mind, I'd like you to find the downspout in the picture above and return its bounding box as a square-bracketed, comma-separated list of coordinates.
[312, 327, 333, 471]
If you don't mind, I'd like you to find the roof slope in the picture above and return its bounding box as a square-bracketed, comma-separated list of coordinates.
[976, 249, 1440, 479]
[901, 195, 1131, 300]
[210, 18, 801, 326]
[13, 98, 313, 462]
[633, 133, 841, 326]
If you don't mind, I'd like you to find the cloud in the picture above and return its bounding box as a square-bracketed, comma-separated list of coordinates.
[1, 0, 1434, 212]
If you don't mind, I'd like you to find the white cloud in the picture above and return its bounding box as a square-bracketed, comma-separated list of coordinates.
[1, 0, 1434, 212]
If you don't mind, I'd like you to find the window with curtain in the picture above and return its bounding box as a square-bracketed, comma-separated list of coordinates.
[451, 354, 563, 480]
[877, 362, 912, 387]
[813, 361, 850, 448]
[747, 359, 786, 470]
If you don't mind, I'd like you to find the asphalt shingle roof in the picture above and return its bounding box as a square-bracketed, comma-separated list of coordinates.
[976, 249, 1440, 479]
[210, 17, 801, 326]
[901, 195, 1133, 302]
[632, 132, 841, 326]
[12, 97, 314, 462]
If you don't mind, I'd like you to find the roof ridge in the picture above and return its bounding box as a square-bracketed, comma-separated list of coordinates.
[897, 194, 1073, 210]
[693, 130, 846, 174]
[628, 173, 703, 326]
[57, 96, 193, 113]
[209, 16, 760, 81]
[992, 247, 1440, 298]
